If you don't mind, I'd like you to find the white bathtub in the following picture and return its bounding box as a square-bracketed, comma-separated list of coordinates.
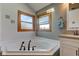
[1, 37, 60, 56]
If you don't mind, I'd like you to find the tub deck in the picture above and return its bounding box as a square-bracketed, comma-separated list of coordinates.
[1, 37, 60, 56]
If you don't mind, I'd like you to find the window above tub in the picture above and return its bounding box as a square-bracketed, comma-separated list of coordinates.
[37, 12, 52, 32]
[18, 10, 35, 32]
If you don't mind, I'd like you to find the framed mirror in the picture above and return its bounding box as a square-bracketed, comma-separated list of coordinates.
[67, 3, 79, 31]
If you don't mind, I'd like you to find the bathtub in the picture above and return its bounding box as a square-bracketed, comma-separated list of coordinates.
[1, 37, 60, 56]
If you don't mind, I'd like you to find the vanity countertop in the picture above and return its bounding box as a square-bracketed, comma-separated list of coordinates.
[59, 34, 79, 39]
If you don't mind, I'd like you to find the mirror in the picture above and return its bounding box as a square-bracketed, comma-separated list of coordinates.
[67, 3, 79, 30]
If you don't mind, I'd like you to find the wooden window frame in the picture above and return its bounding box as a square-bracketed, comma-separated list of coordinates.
[18, 10, 35, 32]
[37, 12, 52, 32]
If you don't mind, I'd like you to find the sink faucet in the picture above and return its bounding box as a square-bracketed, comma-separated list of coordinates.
[74, 30, 79, 35]
[28, 40, 31, 51]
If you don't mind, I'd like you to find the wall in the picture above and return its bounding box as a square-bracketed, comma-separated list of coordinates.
[0, 3, 36, 50]
[37, 3, 68, 40]
[0, 4, 2, 42]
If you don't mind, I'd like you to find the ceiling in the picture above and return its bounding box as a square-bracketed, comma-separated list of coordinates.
[26, 3, 51, 12]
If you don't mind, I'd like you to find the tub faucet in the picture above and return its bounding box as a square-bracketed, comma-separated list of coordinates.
[28, 40, 31, 51]
[32, 46, 36, 51]
[19, 41, 26, 51]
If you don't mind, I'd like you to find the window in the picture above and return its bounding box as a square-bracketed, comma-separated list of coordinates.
[38, 12, 52, 32]
[18, 10, 35, 32]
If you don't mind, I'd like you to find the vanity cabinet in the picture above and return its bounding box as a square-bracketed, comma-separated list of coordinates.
[0, 51, 2, 56]
[61, 43, 79, 56]
[60, 35, 79, 56]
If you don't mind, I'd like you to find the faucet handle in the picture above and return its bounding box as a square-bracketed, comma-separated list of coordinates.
[74, 30, 79, 35]
[32, 46, 36, 51]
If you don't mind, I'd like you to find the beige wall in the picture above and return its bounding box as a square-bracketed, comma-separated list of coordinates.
[0, 4, 2, 42]
[36, 3, 68, 39]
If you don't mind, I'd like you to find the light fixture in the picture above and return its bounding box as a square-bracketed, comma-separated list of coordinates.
[71, 3, 75, 4]
[46, 8, 55, 13]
